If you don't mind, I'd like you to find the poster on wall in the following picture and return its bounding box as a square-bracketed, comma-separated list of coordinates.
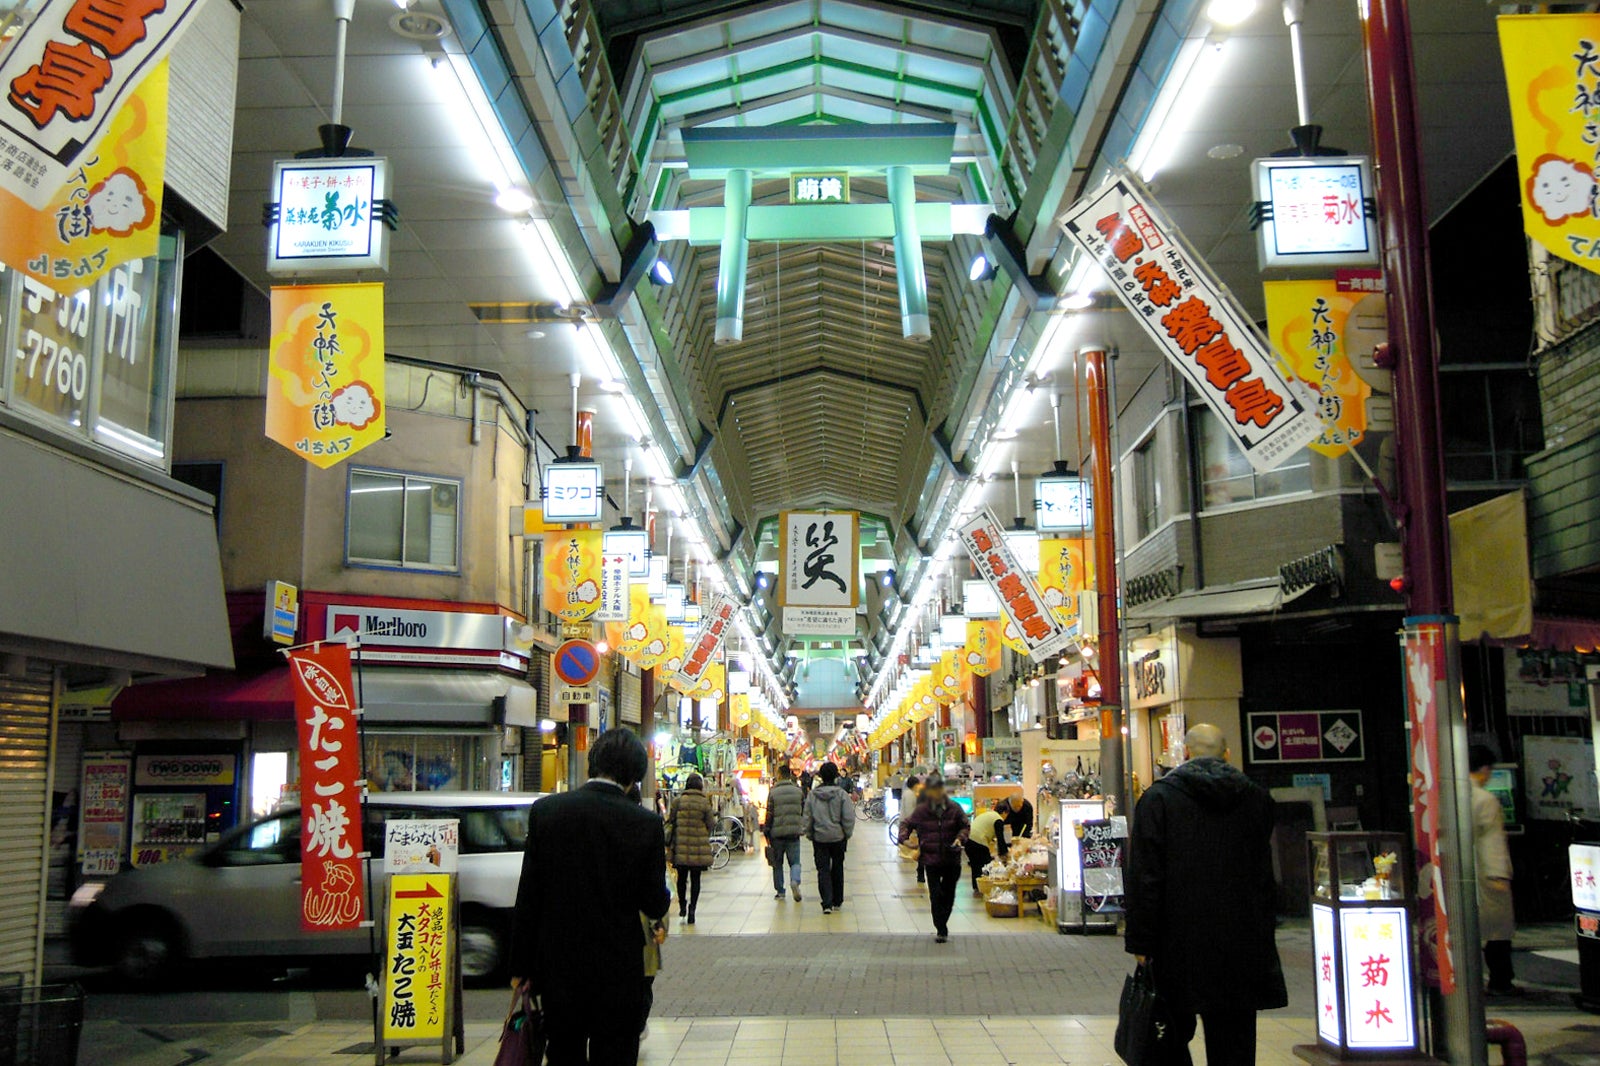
[77, 753, 131, 877]
[1524, 735, 1600, 821]
[288, 641, 367, 932]
[1058, 171, 1321, 472]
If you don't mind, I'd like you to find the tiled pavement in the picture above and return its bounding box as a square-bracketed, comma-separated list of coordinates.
[74, 826, 1600, 1064]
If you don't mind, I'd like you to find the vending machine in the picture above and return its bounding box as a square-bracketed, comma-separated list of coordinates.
[128, 750, 241, 867]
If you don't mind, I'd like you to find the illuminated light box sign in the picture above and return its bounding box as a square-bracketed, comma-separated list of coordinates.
[963, 579, 1000, 619]
[267, 158, 391, 275]
[1036, 476, 1092, 533]
[1251, 157, 1379, 269]
[542, 462, 604, 523]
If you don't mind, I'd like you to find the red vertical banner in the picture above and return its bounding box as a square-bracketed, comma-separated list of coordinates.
[1401, 621, 1452, 993]
[288, 643, 368, 931]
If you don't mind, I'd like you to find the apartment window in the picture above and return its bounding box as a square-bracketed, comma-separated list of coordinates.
[1133, 437, 1161, 540]
[347, 469, 460, 571]
[1198, 410, 1311, 508]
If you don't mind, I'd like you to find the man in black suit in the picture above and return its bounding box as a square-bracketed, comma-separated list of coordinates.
[511, 728, 670, 1065]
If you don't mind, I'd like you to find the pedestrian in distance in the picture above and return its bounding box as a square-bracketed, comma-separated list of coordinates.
[1470, 745, 1519, 996]
[666, 772, 716, 925]
[1125, 723, 1286, 1066]
[966, 799, 1008, 895]
[903, 773, 927, 883]
[510, 727, 670, 1066]
[800, 768, 814, 798]
[764, 763, 806, 901]
[803, 761, 856, 914]
[898, 773, 970, 942]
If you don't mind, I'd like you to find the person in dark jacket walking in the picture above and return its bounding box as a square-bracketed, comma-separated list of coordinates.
[802, 762, 855, 913]
[666, 773, 716, 924]
[898, 774, 970, 942]
[1125, 724, 1286, 1066]
[511, 728, 669, 1066]
[763, 764, 806, 901]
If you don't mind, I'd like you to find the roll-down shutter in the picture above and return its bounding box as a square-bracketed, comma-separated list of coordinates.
[0, 666, 55, 981]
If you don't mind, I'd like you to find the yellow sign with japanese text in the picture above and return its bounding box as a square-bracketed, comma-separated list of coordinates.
[648, 623, 684, 675]
[382, 874, 451, 1042]
[266, 283, 386, 467]
[1038, 538, 1095, 631]
[0, 60, 167, 292]
[731, 692, 751, 727]
[542, 531, 603, 622]
[1262, 278, 1385, 458]
[965, 620, 1002, 677]
[1499, 15, 1600, 272]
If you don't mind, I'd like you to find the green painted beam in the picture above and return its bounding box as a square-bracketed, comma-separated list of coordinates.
[716, 169, 752, 344]
[682, 123, 955, 179]
[887, 165, 929, 341]
[684, 202, 966, 244]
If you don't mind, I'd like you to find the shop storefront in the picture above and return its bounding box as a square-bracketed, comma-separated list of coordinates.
[1123, 626, 1243, 794]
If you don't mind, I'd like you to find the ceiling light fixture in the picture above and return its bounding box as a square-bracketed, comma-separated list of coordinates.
[495, 187, 534, 214]
[649, 258, 674, 286]
[1126, 36, 1229, 183]
[1205, 0, 1256, 26]
[968, 252, 997, 282]
[1062, 291, 1094, 311]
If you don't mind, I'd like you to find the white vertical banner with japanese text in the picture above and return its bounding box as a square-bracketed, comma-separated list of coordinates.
[957, 508, 1073, 662]
[0, 0, 205, 206]
[1059, 172, 1320, 472]
[288, 642, 367, 932]
[672, 593, 738, 691]
[597, 552, 629, 623]
[778, 511, 859, 608]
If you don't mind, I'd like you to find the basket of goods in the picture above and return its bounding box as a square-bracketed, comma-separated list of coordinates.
[1039, 899, 1058, 927]
[977, 876, 1005, 898]
[985, 889, 1020, 919]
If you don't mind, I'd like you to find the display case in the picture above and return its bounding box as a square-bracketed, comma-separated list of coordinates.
[1302, 831, 1421, 1061]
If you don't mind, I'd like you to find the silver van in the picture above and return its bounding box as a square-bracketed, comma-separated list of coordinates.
[69, 791, 541, 984]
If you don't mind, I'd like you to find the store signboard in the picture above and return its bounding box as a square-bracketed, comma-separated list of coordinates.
[779, 511, 860, 608]
[1525, 735, 1600, 820]
[956, 508, 1073, 662]
[672, 594, 738, 691]
[782, 606, 856, 636]
[1339, 906, 1416, 1051]
[542, 462, 604, 523]
[1078, 818, 1126, 914]
[1250, 157, 1379, 269]
[267, 158, 390, 274]
[78, 754, 131, 877]
[384, 820, 460, 875]
[962, 579, 1000, 619]
[1036, 476, 1092, 533]
[325, 605, 512, 656]
[1571, 844, 1600, 911]
[1127, 631, 1176, 710]
[134, 753, 235, 787]
[1248, 711, 1364, 763]
[382, 874, 451, 1042]
[0, 0, 203, 208]
[1312, 904, 1340, 1044]
[1059, 172, 1320, 473]
[597, 553, 629, 622]
[266, 580, 299, 645]
[288, 642, 367, 932]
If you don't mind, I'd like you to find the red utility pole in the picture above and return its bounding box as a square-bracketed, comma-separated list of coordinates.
[1358, 0, 1483, 1060]
[1084, 349, 1127, 815]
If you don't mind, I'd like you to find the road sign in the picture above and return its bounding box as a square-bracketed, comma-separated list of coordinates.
[557, 685, 597, 705]
[554, 639, 601, 687]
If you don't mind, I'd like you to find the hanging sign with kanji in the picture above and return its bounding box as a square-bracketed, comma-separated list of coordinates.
[542, 530, 603, 623]
[1059, 172, 1320, 472]
[671, 593, 738, 691]
[382, 873, 451, 1041]
[0, 57, 167, 291]
[287, 642, 367, 932]
[957, 508, 1073, 662]
[0, 0, 203, 208]
[1263, 276, 1387, 458]
[266, 283, 386, 467]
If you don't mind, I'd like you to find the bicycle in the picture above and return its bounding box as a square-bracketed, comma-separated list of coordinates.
[857, 794, 885, 821]
[709, 833, 732, 870]
[886, 813, 903, 846]
[716, 813, 747, 852]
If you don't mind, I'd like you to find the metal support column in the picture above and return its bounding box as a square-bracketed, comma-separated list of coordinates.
[1357, 0, 1483, 1060]
[715, 169, 752, 344]
[886, 165, 931, 341]
[1084, 349, 1127, 817]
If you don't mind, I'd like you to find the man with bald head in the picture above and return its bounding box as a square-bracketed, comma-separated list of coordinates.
[1125, 723, 1286, 1065]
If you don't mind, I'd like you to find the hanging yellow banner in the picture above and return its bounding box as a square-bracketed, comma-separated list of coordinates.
[998, 618, 1030, 657]
[0, 60, 168, 292]
[932, 651, 961, 705]
[731, 692, 751, 727]
[1262, 278, 1385, 457]
[1039, 538, 1095, 631]
[964, 620, 1002, 677]
[266, 282, 386, 467]
[1499, 15, 1600, 271]
[648, 624, 684, 674]
[542, 530, 603, 622]
[615, 586, 665, 663]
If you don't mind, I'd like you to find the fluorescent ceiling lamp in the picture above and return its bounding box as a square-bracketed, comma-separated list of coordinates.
[649, 258, 674, 285]
[495, 187, 534, 214]
[524, 217, 588, 306]
[435, 52, 524, 200]
[1205, 0, 1256, 26]
[1127, 37, 1228, 183]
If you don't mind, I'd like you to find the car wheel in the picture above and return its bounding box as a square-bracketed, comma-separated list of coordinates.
[458, 918, 506, 984]
[115, 916, 183, 985]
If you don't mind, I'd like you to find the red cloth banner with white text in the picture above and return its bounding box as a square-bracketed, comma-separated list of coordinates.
[671, 593, 738, 691]
[288, 642, 368, 932]
[956, 509, 1074, 662]
[1402, 621, 1452, 992]
[1059, 172, 1320, 472]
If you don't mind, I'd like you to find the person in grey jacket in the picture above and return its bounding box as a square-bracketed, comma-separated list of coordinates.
[763, 764, 806, 901]
[802, 762, 856, 914]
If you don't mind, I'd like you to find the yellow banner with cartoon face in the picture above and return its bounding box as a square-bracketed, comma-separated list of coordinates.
[965, 620, 1002, 677]
[1499, 15, 1600, 271]
[266, 282, 386, 467]
[1038, 538, 1095, 631]
[1262, 279, 1386, 458]
[542, 531, 603, 622]
[0, 60, 167, 292]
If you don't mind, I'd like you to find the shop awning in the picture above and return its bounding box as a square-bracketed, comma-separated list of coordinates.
[113, 668, 295, 721]
[360, 669, 533, 725]
[1125, 581, 1312, 621]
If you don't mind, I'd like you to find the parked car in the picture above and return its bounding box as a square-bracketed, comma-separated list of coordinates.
[69, 791, 541, 984]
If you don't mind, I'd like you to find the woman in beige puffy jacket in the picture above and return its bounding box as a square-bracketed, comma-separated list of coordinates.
[667, 774, 717, 923]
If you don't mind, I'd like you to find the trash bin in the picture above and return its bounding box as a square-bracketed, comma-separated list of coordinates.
[0, 981, 84, 1066]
